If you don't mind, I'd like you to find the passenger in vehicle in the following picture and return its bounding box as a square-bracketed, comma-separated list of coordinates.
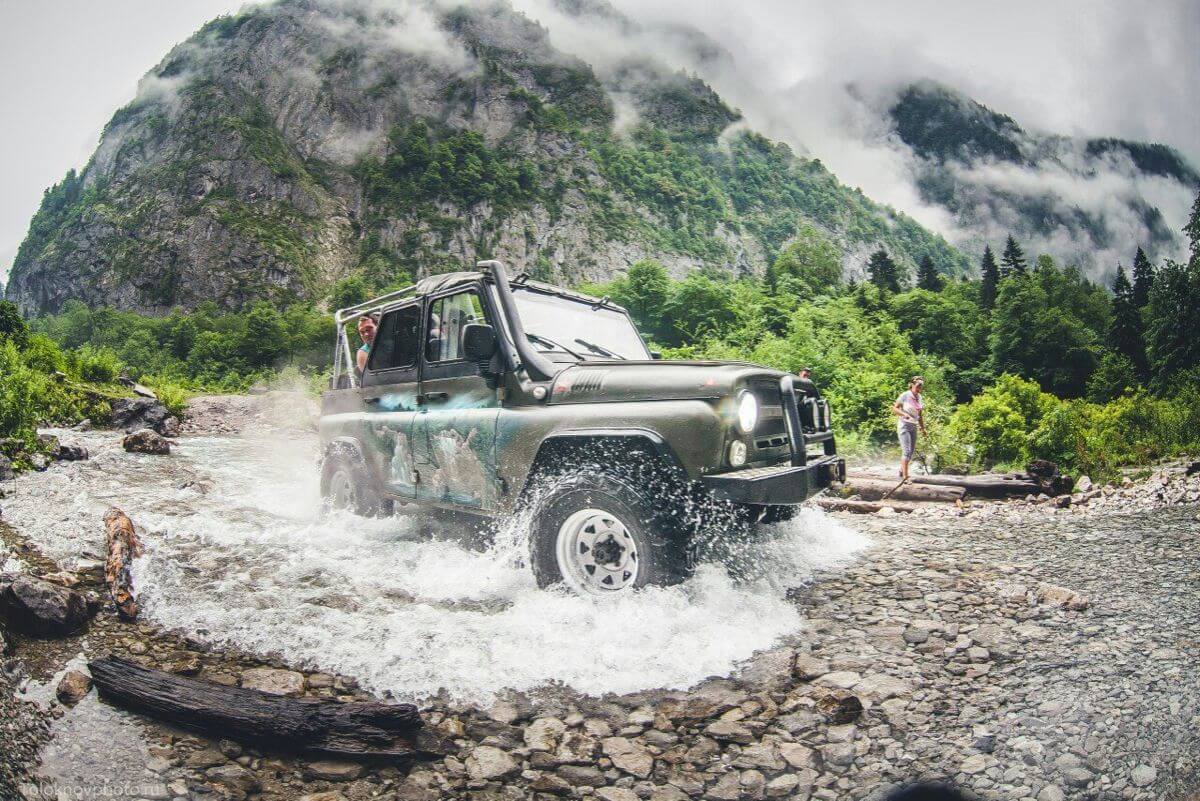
[356, 313, 380, 373]
[798, 366, 821, 398]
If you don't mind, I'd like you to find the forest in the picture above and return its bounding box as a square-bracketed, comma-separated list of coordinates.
[3, 191, 1198, 481]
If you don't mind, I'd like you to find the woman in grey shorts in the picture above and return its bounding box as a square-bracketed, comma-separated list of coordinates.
[892, 377, 927, 481]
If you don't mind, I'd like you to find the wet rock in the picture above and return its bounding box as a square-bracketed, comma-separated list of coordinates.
[1130, 764, 1156, 787]
[0, 625, 10, 655]
[779, 742, 816, 769]
[1075, 475, 1093, 493]
[304, 760, 364, 781]
[111, 397, 181, 437]
[703, 720, 753, 744]
[737, 648, 794, 689]
[55, 669, 92, 705]
[658, 683, 745, 721]
[1037, 583, 1090, 610]
[207, 762, 258, 795]
[601, 736, 653, 778]
[297, 793, 348, 801]
[765, 774, 799, 798]
[650, 786, 690, 801]
[528, 772, 572, 795]
[792, 653, 830, 681]
[813, 670, 860, 689]
[466, 745, 519, 780]
[555, 765, 606, 787]
[820, 742, 855, 767]
[0, 454, 14, 481]
[186, 748, 228, 769]
[705, 771, 742, 800]
[811, 687, 863, 724]
[553, 730, 598, 764]
[595, 789, 639, 801]
[1036, 787, 1066, 801]
[123, 428, 171, 455]
[29, 453, 51, 471]
[0, 575, 91, 636]
[524, 717, 567, 751]
[54, 443, 89, 461]
[240, 667, 305, 696]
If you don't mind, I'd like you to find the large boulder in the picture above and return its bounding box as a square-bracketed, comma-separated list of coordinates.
[0, 575, 92, 637]
[123, 429, 171, 455]
[110, 397, 180, 437]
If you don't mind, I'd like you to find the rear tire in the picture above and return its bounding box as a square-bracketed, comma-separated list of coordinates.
[528, 468, 687, 594]
[321, 446, 392, 518]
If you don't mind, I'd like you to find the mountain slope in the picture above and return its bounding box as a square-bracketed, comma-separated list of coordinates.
[889, 81, 1198, 271]
[6, 0, 965, 316]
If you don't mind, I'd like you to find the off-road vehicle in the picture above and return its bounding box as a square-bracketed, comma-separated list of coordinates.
[320, 260, 844, 595]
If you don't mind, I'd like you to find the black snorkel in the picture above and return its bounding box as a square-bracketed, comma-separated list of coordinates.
[477, 259, 558, 382]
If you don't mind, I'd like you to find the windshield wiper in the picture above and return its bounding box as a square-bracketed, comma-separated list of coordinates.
[575, 338, 626, 360]
[527, 333, 585, 360]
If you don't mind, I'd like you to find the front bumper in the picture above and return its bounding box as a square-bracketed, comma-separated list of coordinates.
[700, 455, 846, 505]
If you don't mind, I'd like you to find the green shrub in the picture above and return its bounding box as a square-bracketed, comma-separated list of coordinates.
[145, 379, 189, 419]
[75, 345, 123, 383]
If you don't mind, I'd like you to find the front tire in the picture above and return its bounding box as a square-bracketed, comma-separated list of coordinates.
[528, 469, 687, 595]
[321, 446, 392, 518]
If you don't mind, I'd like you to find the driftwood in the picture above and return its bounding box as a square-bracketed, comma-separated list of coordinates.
[839, 477, 966, 503]
[848, 471, 1047, 499]
[103, 508, 143, 620]
[816, 497, 919, 514]
[89, 656, 437, 760]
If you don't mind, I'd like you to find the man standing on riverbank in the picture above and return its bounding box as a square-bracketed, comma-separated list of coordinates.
[893, 377, 927, 482]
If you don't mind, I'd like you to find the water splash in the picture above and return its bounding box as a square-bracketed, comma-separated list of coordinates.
[7, 428, 868, 703]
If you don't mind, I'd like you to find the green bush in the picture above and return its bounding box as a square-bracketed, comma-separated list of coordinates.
[75, 345, 123, 383]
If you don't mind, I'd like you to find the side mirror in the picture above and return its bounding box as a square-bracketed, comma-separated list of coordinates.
[462, 323, 498, 364]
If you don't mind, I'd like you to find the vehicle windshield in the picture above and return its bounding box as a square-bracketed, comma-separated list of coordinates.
[512, 288, 650, 360]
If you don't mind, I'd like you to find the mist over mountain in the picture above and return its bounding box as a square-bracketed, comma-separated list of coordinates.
[7, 0, 1195, 316]
[5, 0, 964, 315]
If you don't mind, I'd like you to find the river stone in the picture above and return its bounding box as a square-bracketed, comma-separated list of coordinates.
[812, 687, 864, 724]
[765, 774, 800, 798]
[779, 742, 816, 770]
[207, 763, 258, 793]
[111, 397, 180, 436]
[304, 761, 364, 781]
[554, 730, 598, 764]
[658, 683, 745, 720]
[1036, 787, 1066, 801]
[703, 720, 753, 744]
[240, 667, 306, 696]
[123, 428, 171, 455]
[595, 789, 639, 801]
[555, 764, 606, 787]
[55, 443, 88, 461]
[602, 737, 653, 778]
[466, 745, 519, 780]
[1130, 765, 1156, 787]
[706, 771, 742, 801]
[813, 670, 860, 689]
[56, 669, 93, 705]
[793, 653, 830, 681]
[650, 786, 690, 801]
[298, 793, 348, 801]
[524, 717, 567, 751]
[1037, 583, 1090, 610]
[0, 575, 91, 636]
[1075, 475, 1093, 492]
[0, 454, 14, 481]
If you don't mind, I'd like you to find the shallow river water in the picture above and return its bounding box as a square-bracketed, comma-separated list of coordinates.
[3, 429, 868, 703]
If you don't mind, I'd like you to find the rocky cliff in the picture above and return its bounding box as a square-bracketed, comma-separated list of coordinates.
[6, 0, 966, 315]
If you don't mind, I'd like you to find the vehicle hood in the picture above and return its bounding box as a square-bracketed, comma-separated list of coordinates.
[547, 360, 785, 404]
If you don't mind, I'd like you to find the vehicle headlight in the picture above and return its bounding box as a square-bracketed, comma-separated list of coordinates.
[737, 391, 759, 433]
[728, 440, 748, 466]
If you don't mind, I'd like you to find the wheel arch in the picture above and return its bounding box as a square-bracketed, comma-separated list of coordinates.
[520, 428, 687, 501]
[320, 436, 380, 497]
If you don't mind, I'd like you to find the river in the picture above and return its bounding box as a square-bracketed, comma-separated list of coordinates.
[2, 427, 868, 703]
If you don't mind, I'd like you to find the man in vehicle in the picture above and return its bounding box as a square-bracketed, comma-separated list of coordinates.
[798, 366, 821, 398]
[356, 312, 380, 373]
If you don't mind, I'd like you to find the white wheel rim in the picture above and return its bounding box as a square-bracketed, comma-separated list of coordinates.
[328, 468, 357, 510]
[555, 508, 640, 594]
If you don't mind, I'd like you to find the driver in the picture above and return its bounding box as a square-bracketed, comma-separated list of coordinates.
[356, 313, 379, 373]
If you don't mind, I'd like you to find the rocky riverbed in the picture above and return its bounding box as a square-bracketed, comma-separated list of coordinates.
[1, 396, 1197, 801]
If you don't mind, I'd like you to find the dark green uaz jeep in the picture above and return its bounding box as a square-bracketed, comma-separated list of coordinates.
[320, 260, 845, 595]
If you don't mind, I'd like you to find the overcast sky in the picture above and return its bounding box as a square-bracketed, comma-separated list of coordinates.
[1, 0, 1196, 284]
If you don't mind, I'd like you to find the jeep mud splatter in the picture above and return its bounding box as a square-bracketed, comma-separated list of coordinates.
[320, 260, 845, 595]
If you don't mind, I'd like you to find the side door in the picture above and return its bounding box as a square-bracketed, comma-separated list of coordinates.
[361, 302, 423, 501]
[412, 287, 502, 510]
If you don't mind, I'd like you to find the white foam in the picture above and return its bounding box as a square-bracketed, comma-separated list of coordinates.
[11, 428, 869, 703]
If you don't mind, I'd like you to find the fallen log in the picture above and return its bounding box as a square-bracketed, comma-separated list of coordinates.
[848, 471, 1044, 499]
[103, 508, 143, 620]
[815, 497, 919, 514]
[88, 656, 437, 760]
[838, 477, 966, 503]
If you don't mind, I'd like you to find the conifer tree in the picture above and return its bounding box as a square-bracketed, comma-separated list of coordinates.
[1109, 265, 1147, 378]
[867, 248, 902, 293]
[980, 245, 1000, 309]
[1131, 246, 1153, 308]
[916, 254, 943, 291]
[999, 235, 1027, 278]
